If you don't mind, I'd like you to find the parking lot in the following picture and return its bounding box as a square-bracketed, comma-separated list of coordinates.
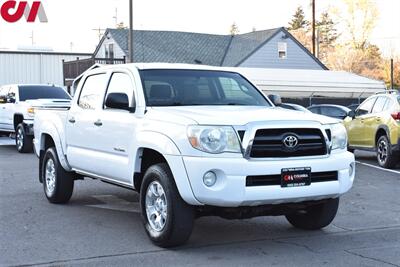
[0, 137, 399, 267]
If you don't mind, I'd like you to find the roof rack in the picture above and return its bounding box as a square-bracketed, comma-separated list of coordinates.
[374, 90, 399, 95]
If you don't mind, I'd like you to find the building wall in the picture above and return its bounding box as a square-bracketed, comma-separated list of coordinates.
[239, 31, 324, 70]
[95, 38, 126, 59]
[0, 52, 91, 87]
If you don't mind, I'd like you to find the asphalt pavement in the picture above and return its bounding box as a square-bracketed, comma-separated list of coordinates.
[0, 138, 399, 267]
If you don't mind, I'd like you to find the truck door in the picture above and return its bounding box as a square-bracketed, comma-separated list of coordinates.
[65, 72, 108, 173]
[90, 72, 138, 184]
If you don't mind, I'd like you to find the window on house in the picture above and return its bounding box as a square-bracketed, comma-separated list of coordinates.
[278, 42, 287, 59]
[108, 44, 114, 59]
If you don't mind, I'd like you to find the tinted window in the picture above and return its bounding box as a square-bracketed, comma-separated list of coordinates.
[78, 74, 107, 110]
[18, 86, 71, 101]
[372, 97, 387, 113]
[104, 72, 134, 108]
[357, 98, 376, 116]
[322, 107, 347, 118]
[139, 70, 270, 107]
[308, 106, 321, 114]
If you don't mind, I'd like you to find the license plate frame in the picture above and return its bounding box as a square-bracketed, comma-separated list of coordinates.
[281, 167, 311, 188]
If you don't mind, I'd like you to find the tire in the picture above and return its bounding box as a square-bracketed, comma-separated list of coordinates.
[140, 163, 194, 248]
[376, 135, 398, 169]
[285, 198, 339, 230]
[41, 147, 74, 204]
[15, 123, 33, 153]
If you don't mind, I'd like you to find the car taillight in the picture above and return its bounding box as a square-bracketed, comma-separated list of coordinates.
[391, 112, 400, 120]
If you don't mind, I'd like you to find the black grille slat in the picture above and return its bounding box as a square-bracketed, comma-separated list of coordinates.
[250, 128, 327, 158]
[246, 171, 338, 187]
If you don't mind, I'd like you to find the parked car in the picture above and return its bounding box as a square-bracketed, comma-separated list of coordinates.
[344, 90, 400, 168]
[308, 104, 353, 120]
[280, 103, 310, 112]
[0, 84, 71, 152]
[34, 63, 355, 247]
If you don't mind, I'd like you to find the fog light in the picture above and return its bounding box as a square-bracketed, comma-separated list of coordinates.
[203, 171, 217, 187]
[349, 163, 355, 177]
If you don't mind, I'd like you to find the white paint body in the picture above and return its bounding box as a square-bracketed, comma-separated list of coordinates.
[0, 84, 70, 133]
[33, 63, 355, 207]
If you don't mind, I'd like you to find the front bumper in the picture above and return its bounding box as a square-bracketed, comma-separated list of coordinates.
[181, 151, 355, 207]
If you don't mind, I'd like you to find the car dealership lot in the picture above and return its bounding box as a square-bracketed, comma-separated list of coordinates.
[0, 140, 399, 267]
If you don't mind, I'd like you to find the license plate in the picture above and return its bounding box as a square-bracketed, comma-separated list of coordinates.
[281, 167, 311, 188]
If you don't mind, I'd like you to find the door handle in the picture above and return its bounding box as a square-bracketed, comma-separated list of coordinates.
[68, 117, 76, 123]
[94, 120, 103, 127]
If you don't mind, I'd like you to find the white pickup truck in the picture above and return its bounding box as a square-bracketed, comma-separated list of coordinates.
[0, 84, 71, 152]
[34, 63, 355, 247]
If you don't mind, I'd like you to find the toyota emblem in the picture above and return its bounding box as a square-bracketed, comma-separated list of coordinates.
[283, 135, 298, 149]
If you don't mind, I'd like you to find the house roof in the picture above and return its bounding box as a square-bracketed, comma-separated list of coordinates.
[94, 27, 327, 69]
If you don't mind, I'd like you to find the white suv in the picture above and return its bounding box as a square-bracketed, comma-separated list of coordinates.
[33, 64, 355, 247]
[0, 84, 71, 152]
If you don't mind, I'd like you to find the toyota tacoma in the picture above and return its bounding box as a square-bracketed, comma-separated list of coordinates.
[33, 63, 355, 247]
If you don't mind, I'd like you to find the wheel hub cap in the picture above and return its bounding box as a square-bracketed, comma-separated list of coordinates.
[16, 128, 23, 149]
[145, 181, 167, 232]
[45, 159, 56, 196]
[377, 140, 388, 164]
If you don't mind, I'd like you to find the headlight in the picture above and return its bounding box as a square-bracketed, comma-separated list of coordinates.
[187, 125, 241, 154]
[27, 107, 35, 117]
[330, 123, 347, 150]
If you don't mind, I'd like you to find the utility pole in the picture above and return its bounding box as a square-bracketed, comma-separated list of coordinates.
[92, 27, 106, 42]
[312, 0, 316, 56]
[128, 0, 134, 63]
[113, 8, 118, 26]
[390, 58, 394, 89]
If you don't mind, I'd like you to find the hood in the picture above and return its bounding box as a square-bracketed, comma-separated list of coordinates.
[25, 99, 71, 108]
[148, 106, 340, 126]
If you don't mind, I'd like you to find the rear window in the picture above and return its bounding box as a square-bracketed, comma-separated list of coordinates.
[19, 86, 71, 101]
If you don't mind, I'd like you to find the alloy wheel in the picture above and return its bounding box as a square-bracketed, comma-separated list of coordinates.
[45, 158, 56, 196]
[145, 181, 168, 232]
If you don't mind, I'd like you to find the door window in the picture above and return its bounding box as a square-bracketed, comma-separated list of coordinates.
[372, 97, 387, 113]
[78, 74, 108, 110]
[356, 98, 376, 116]
[104, 72, 134, 109]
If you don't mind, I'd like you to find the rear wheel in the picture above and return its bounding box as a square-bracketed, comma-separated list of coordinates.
[285, 198, 339, 230]
[41, 147, 74, 204]
[16, 123, 33, 153]
[140, 163, 194, 247]
[376, 135, 398, 169]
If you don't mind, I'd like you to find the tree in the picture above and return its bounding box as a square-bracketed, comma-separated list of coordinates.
[288, 6, 309, 30]
[229, 22, 239, 35]
[340, 0, 379, 50]
[317, 12, 338, 47]
[316, 12, 339, 60]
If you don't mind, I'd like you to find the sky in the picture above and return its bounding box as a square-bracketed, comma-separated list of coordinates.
[0, 0, 399, 57]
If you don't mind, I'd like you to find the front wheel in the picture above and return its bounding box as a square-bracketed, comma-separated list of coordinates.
[140, 163, 194, 248]
[16, 123, 33, 153]
[285, 198, 339, 230]
[41, 147, 74, 204]
[376, 135, 398, 169]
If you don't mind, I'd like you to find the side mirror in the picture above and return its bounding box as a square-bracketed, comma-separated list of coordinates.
[347, 110, 356, 119]
[8, 97, 16, 103]
[105, 93, 131, 111]
[268, 94, 282, 106]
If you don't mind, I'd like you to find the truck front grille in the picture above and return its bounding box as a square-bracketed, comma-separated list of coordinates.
[250, 128, 327, 158]
[246, 171, 338, 187]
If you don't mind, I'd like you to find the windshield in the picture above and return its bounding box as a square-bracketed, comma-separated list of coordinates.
[19, 86, 71, 101]
[139, 69, 271, 107]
